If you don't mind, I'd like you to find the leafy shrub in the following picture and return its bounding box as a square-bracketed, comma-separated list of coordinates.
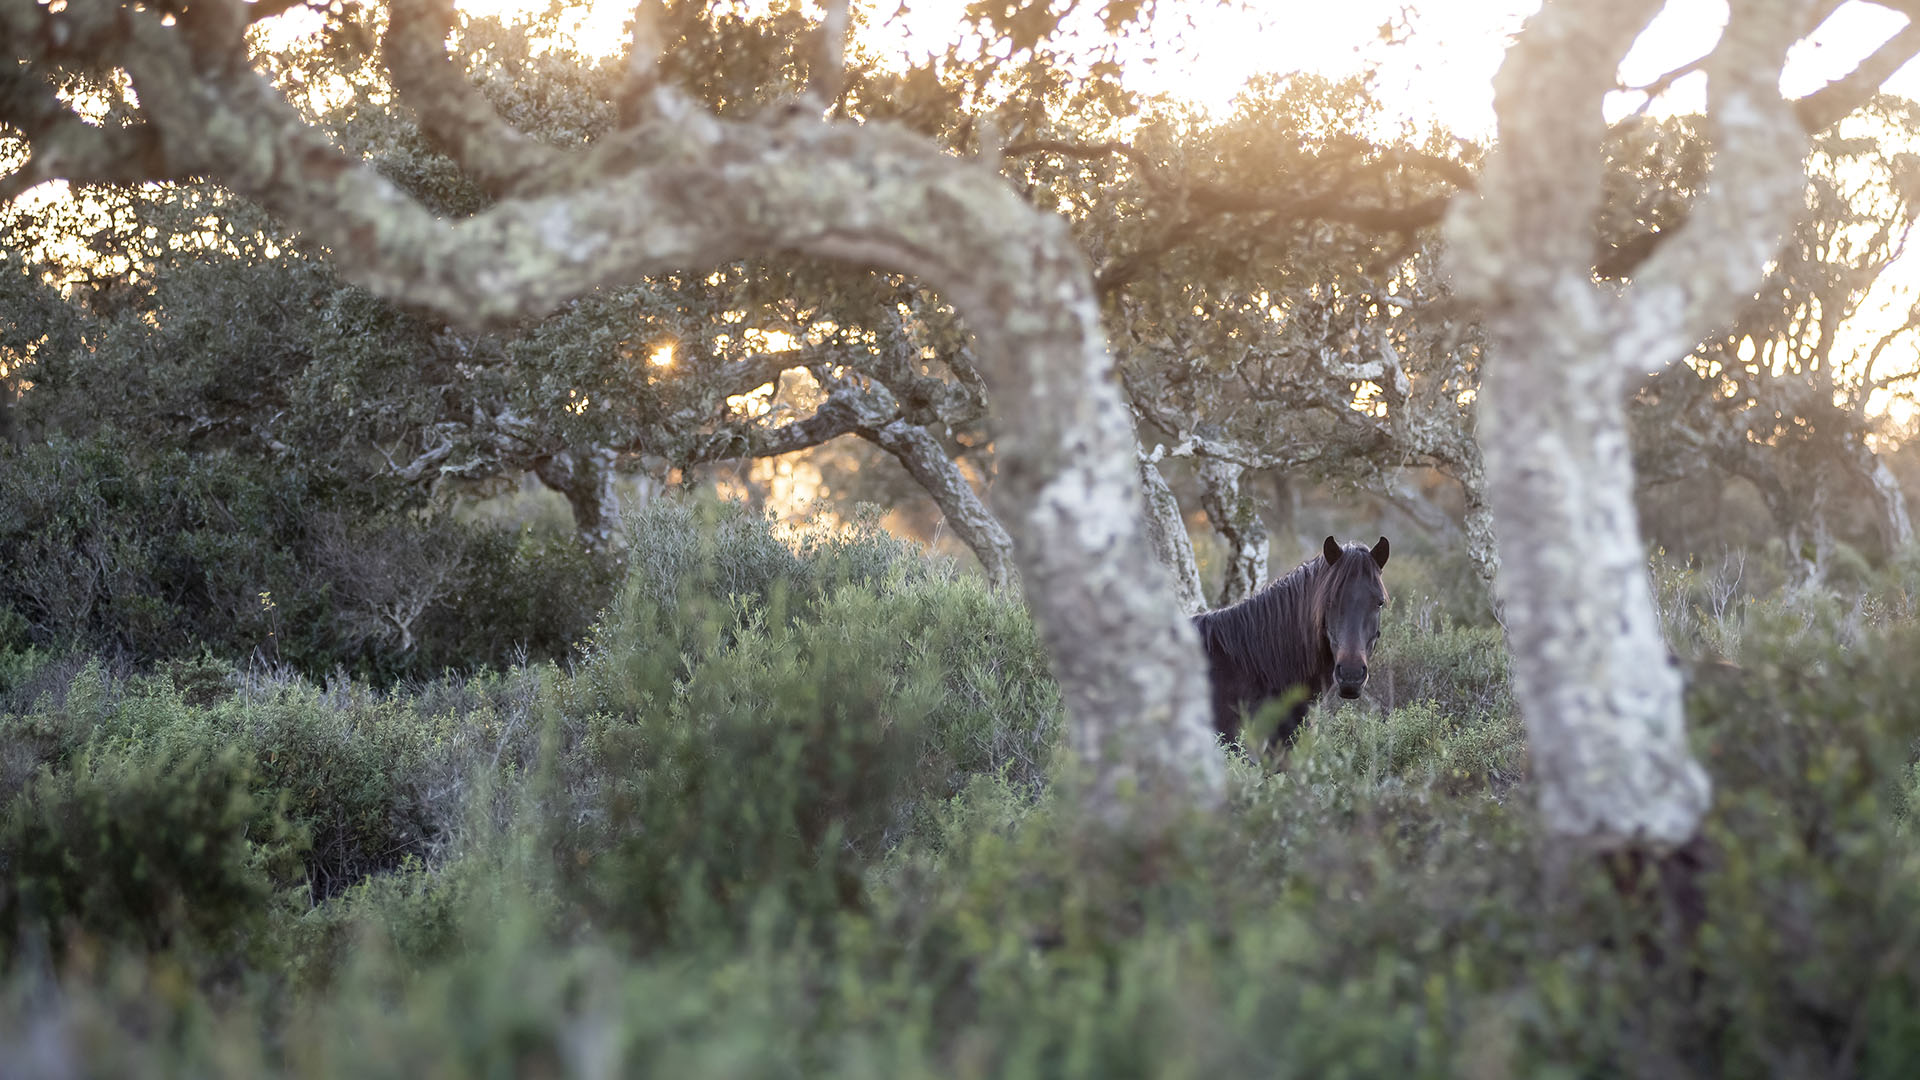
[611, 496, 929, 635]
[0, 433, 618, 684]
[0, 740, 282, 964]
[1301, 699, 1525, 793]
[1368, 600, 1511, 717]
[419, 526, 616, 674]
[9, 510, 1920, 1078]
[565, 497, 1059, 946]
[1379, 546, 1497, 626]
[0, 435, 307, 662]
[569, 605, 944, 946]
[1671, 617, 1920, 1075]
[272, 853, 505, 992]
[0, 657, 495, 902]
[224, 683, 451, 899]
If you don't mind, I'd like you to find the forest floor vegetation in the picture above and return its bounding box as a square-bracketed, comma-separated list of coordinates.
[3, 501, 1919, 1077]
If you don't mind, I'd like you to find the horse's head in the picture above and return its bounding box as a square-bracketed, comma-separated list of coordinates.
[1320, 535, 1390, 699]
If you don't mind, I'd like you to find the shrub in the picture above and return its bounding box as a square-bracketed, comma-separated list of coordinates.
[1368, 600, 1511, 717]
[565, 497, 1059, 946]
[1300, 699, 1525, 794]
[9, 508, 1920, 1078]
[0, 433, 619, 684]
[0, 740, 283, 964]
[1378, 546, 1497, 626]
[223, 682, 450, 899]
[0, 656, 488, 902]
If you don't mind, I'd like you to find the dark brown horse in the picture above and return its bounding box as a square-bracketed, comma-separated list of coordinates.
[1192, 535, 1390, 750]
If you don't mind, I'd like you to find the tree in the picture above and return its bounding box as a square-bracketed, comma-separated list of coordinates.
[1628, 102, 1920, 581]
[998, 74, 1483, 606]
[2, 0, 1235, 825]
[1447, 0, 1920, 852]
[2, 21, 1016, 573]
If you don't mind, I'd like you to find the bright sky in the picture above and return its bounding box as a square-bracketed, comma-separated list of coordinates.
[482, 0, 1920, 134]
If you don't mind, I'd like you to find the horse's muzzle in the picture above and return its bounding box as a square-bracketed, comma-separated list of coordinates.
[1334, 663, 1368, 699]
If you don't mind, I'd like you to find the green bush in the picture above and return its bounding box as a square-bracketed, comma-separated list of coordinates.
[1299, 699, 1525, 793]
[0, 435, 306, 662]
[1379, 546, 1497, 626]
[0, 740, 283, 964]
[608, 495, 933, 640]
[1369, 600, 1512, 718]
[222, 682, 450, 899]
[0, 656, 498, 901]
[0, 433, 618, 684]
[564, 497, 1059, 946]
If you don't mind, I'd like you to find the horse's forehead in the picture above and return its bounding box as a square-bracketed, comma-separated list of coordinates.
[1330, 564, 1384, 603]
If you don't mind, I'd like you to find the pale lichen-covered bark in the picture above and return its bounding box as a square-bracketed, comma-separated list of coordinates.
[1196, 457, 1269, 607]
[1448, 0, 1822, 849]
[1456, 448, 1502, 615]
[1138, 449, 1206, 615]
[848, 400, 1018, 593]
[533, 447, 623, 555]
[0, 0, 1224, 824]
[1858, 440, 1916, 555]
[1472, 317, 1710, 846]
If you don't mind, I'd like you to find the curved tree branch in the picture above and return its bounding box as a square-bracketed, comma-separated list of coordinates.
[1611, 0, 1814, 371]
[381, 0, 569, 198]
[0, 0, 1229, 820]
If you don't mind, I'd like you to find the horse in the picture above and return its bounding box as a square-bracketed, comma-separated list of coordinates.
[1191, 535, 1390, 751]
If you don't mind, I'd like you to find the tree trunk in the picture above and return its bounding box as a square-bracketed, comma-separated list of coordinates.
[534, 446, 622, 555]
[1138, 451, 1206, 615]
[1456, 450, 1502, 618]
[1268, 472, 1300, 554]
[1850, 437, 1915, 557]
[1444, 0, 1812, 852]
[1475, 325, 1711, 847]
[1196, 457, 1269, 607]
[1806, 473, 1836, 586]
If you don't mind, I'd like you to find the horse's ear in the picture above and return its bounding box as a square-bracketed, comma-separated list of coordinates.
[1371, 536, 1390, 569]
[1323, 535, 1343, 564]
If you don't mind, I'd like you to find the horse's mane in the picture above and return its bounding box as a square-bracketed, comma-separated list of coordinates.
[1192, 543, 1383, 692]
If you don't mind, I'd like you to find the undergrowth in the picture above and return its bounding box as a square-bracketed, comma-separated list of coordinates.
[3, 504, 1919, 1077]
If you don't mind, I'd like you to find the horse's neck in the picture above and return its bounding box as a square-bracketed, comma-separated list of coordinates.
[1220, 561, 1328, 686]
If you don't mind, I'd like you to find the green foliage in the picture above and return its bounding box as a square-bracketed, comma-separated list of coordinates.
[0, 435, 304, 661]
[0, 432, 613, 682]
[1381, 546, 1499, 626]
[610, 496, 928, 625]
[1675, 618, 1920, 1075]
[0, 740, 278, 963]
[1299, 699, 1525, 794]
[221, 682, 449, 899]
[1369, 599, 1511, 718]
[565, 497, 1058, 945]
[0, 655, 529, 906]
